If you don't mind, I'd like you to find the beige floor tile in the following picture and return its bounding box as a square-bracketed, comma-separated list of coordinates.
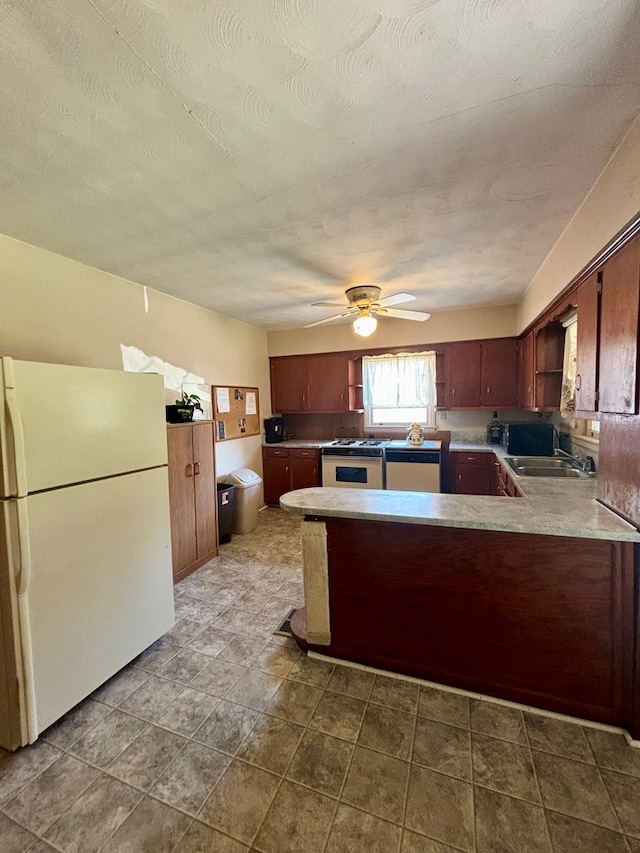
[0, 811, 41, 853]
[474, 786, 551, 853]
[117, 675, 185, 722]
[244, 613, 283, 639]
[199, 759, 279, 844]
[165, 617, 209, 647]
[265, 678, 323, 725]
[287, 654, 335, 688]
[43, 773, 142, 853]
[250, 640, 300, 677]
[326, 665, 376, 700]
[405, 765, 474, 851]
[0, 741, 62, 804]
[417, 686, 470, 729]
[325, 803, 402, 853]
[131, 637, 181, 674]
[370, 676, 419, 714]
[190, 658, 247, 698]
[41, 697, 111, 749]
[342, 746, 409, 824]
[236, 715, 305, 775]
[69, 710, 148, 768]
[401, 829, 461, 852]
[586, 728, 640, 777]
[157, 648, 212, 685]
[153, 687, 220, 737]
[602, 768, 640, 837]
[253, 779, 337, 853]
[92, 665, 150, 705]
[532, 751, 620, 830]
[309, 692, 367, 742]
[174, 820, 250, 852]
[225, 669, 283, 712]
[194, 700, 261, 755]
[412, 717, 471, 781]
[627, 837, 640, 852]
[545, 810, 630, 853]
[4, 753, 98, 834]
[189, 625, 237, 657]
[470, 699, 527, 744]
[286, 729, 354, 796]
[213, 607, 255, 634]
[106, 724, 187, 790]
[472, 732, 539, 802]
[218, 634, 269, 666]
[100, 794, 192, 853]
[359, 703, 415, 760]
[151, 741, 230, 814]
[523, 713, 594, 763]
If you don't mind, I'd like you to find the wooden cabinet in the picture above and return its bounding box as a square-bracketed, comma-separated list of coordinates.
[518, 331, 535, 409]
[599, 236, 640, 414]
[262, 446, 320, 504]
[444, 338, 518, 409]
[493, 457, 520, 497]
[534, 322, 564, 411]
[575, 271, 600, 414]
[451, 451, 493, 495]
[270, 354, 351, 413]
[167, 422, 217, 583]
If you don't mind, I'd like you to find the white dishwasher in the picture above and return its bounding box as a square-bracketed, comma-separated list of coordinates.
[384, 440, 441, 492]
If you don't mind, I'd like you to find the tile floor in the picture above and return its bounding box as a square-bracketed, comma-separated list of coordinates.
[2, 508, 640, 852]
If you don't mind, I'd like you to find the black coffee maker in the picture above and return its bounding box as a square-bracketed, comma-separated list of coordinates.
[264, 416, 284, 443]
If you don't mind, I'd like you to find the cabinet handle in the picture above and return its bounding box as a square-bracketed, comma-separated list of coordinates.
[458, 473, 462, 482]
[486, 386, 490, 396]
[186, 463, 193, 477]
[285, 466, 289, 473]
[575, 374, 581, 391]
[194, 462, 200, 475]
[451, 388, 455, 397]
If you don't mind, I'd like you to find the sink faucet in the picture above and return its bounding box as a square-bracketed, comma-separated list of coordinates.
[576, 454, 596, 473]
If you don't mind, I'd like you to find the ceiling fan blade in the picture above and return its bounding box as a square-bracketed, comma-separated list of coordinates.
[303, 310, 356, 328]
[378, 292, 417, 308]
[377, 307, 431, 322]
[311, 301, 350, 308]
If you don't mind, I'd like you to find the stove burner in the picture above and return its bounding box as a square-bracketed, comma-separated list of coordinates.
[331, 438, 387, 447]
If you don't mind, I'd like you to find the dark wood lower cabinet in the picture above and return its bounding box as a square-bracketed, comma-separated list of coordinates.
[451, 451, 493, 494]
[263, 447, 320, 505]
[305, 516, 638, 735]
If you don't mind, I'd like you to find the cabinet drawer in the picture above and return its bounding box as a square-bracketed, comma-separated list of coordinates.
[452, 452, 490, 466]
[264, 447, 289, 458]
[290, 448, 319, 459]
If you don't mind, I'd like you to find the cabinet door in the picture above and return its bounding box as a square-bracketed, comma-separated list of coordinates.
[445, 341, 481, 407]
[518, 331, 535, 409]
[481, 339, 518, 407]
[192, 422, 217, 559]
[599, 237, 640, 414]
[270, 357, 308, 412]
[167, 427, 197, 577]
[291, 449, 320, 490]
[307, 354, 348, 412]
[263, 454, 291, 505]
[575, 271, 600, 413]
[451, 453, 491, 495]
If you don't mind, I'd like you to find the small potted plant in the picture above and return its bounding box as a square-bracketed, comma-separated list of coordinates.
[165, 392, 203, 423]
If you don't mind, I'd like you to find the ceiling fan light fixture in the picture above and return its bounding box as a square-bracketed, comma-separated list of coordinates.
[353, 312, 377, 337]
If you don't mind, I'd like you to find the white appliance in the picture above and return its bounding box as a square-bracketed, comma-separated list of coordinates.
[0, 357, 175, 750]
[384, 440, 442, 492]
[321, 439, 388, 489]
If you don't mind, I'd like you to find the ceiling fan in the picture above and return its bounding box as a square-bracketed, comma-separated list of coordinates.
[304, 286, 431, 337]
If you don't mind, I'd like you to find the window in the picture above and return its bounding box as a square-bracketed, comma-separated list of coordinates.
[363, 352, 437, 427]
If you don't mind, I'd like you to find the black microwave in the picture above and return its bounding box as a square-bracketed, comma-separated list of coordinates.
[502, 422, 556, 456]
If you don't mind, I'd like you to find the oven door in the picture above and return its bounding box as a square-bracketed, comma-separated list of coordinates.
[321, 455, 383, 489]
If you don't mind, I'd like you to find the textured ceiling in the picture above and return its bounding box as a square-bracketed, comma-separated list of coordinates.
[1, 1, 640, 330]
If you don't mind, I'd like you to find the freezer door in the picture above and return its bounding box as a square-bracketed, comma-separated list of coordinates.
[15, 467, 174, 741]
[0, 358, 168, 497]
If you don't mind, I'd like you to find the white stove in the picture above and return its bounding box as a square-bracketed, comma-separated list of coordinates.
[322, 439, 388, 488]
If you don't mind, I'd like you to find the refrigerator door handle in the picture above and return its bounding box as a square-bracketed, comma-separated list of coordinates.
[5, 384, 28, 498]
[14, 499, 38, 742]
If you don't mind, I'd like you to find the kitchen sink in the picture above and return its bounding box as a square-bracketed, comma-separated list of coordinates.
[505, 456, 594, 478]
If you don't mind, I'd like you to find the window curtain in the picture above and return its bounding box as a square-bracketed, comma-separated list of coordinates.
[560, 316, 577, 420]
[363, 352, 437, 408]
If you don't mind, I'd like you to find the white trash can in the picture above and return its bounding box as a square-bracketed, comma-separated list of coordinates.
[225, 469, 262, 534]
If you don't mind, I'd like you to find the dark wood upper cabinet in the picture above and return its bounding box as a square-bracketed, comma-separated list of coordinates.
[481, 338, 518, 407]
[444, 338, 517, 409]
[270, 356, 308, 413]
[518, 331, 535, 409]
[575, 271, 600, 414]
[599, 236, 640, 415]
[307, 354, 348, 412]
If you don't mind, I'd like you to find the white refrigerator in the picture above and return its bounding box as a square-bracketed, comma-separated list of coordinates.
[0, 357, 175, 750]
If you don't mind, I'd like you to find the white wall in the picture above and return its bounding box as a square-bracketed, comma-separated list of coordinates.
[267, 303, 518, 357]
[519, 113, 640, 330]
[0, 234, 270, 479]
